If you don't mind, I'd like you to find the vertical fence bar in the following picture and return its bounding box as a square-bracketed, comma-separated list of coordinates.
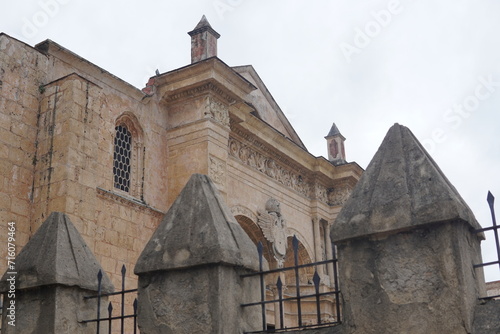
[133, 298, 138, 334]
[257, 242, 266, 331]
[107, 302, 113, 334]
[96, 270, 103, 334]
[331, 241, 341, 323]
[292, 235, 302, 327]
[487, 191, 500, 271]
[121, 265, 126, 334]
[313, 270, 321, 325]
[276, 276, 284, 329]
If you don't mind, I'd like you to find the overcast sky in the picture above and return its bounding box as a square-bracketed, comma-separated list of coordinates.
[1, 0, 499, 281]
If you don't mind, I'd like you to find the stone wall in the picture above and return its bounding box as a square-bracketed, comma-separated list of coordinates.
[0, 34, 48, 266]
[0, 35, 171, 289]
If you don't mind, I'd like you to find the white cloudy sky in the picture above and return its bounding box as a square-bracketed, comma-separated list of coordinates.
[1, 0, 499, 281]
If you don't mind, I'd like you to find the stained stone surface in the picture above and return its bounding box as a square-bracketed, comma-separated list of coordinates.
[332, 123, 481, 242]
[0, 212, 113, 293]
[135, 174, 261, 334]
[330, 124, 486, 334]
[337, 222, 483, 334]
[472, 299, 500, 333]
[0, 212, 112, 334]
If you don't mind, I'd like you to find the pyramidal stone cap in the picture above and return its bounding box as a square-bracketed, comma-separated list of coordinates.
[0, 212, 114, 293]
[325, 122, 345, 140]
[331, 123, 481, 242]
[134, 174, 260, 274]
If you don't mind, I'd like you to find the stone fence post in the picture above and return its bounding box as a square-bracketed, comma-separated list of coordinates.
[331, 124, 486, 334]
[0, 212, 113, 333]
[134, 174, 261, 334]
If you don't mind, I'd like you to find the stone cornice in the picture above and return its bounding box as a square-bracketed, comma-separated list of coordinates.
[154, 57, 256, 105]
[96, 187, 164, 218]
[35, 39, 146, 101]
[165, 81, 236, 104]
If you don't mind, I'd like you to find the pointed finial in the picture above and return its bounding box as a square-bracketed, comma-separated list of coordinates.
[325, 122, 347, 165]
[325, 123, 344, 139]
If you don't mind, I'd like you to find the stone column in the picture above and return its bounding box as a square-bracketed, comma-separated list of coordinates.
[331, 124, 486, 334]
[134, 174, 262, 334]
[312, 217, 324, 276]
[0, 212, 113, 333]
[323, 220, 335, 282]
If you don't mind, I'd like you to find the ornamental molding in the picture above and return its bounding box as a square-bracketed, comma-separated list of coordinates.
[230, 126, 308, 172]
[229, 128, 354, 206]
[229, 136, 330, 201]
[165, 82, 236, 104]
[204, 96, 230, 127]
[208, 154, 226, 186]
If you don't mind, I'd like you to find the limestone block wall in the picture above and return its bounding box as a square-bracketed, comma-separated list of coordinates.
[0, 35, 48, 275]
[0, 35, 171, 290]
[29, 57, 170, 289]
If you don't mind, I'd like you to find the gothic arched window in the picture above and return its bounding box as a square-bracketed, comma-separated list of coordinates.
[114, 124, 132, 192]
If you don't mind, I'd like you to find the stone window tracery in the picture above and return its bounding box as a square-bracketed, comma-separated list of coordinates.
[114, 125, 132, 192]
[113, 113, 145, 199]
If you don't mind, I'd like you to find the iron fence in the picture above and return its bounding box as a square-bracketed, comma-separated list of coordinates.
[81, 265, 138, 334]
[474, 191, 500, 300]
[241, 235, 341, 333]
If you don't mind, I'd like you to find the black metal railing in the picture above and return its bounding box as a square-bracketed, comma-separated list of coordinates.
[474, 191, 500, 300]
[241, 235, 341, 333]
[82, 265, 138, 333]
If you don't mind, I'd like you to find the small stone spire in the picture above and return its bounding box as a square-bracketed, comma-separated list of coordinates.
[188, 15, 220, 64]
[325, 123, 346, 165]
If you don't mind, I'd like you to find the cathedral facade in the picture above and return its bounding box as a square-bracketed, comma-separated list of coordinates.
[0, 16, 362, 326]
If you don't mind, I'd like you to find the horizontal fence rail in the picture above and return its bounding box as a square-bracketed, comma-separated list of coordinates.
[474, 191, 500, 300]
[81, 265, 138, 334]
[241, 235, 341, 333]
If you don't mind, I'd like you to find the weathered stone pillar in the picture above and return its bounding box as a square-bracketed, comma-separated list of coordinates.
[313, 217, 324, 276]
[134, 174, 261, 334]
[0, 212, 113, 333]
[323, 220, 335, 282]
[331, 124, 486, 334]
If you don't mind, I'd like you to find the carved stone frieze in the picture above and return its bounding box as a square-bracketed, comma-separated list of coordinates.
[229, 137, 312, 198]
[204, 96, 230, 127]
[312, 182, 329, 203]
[208, 154, 226, 186]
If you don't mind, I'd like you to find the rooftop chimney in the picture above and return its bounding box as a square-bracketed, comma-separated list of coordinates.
[325, 123, 347, 165]
[188, 15, 220, 64]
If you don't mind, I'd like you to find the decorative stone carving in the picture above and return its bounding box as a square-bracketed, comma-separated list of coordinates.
[257, 198, 289, 267]
[328, 186, 352, 206]
[208, 154, 225, 186]
[229, 137, 312, 199]
[312, 182, 328, 203]
[204, 96, 229, 127]
[166, 82, 236, 104]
